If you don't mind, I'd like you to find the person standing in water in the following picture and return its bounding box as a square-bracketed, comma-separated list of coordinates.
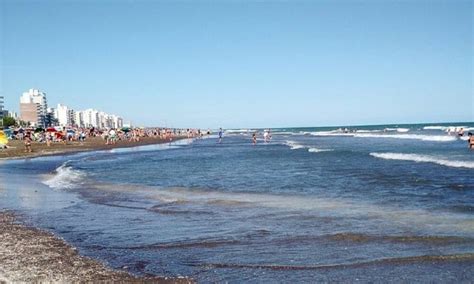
[468, 132, 474, 149]
[252, 132, 257, 145]
[218, 128, 223, 143]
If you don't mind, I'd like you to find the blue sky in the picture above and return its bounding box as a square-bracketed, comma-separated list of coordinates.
[1, 0, 472, 128]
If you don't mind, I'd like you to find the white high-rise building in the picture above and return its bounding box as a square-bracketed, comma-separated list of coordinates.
[75, 111, 84, 127]
[81, 109, 99, 128]
[20, 89, 48, 127]
[110, 115, 123, 129]
[54, 104, 75, 127]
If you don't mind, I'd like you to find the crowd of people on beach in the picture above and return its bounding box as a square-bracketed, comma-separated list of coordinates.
[1, 126, 211, 153]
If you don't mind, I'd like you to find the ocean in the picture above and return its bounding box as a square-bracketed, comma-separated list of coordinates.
[1, 122, 473, 282]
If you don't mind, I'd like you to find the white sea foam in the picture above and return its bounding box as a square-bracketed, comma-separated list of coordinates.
[308, 148, 333, 153]
[355, 130, 382, 133]
[43, 162, 86, 190]
[285, 140, 306, 150]
[225, 129, 253, 133]
[423, 125, 470, 132]
[384, 128, 409, 132]
[354, 133, 457, 142]
[370, 152, 474, 169]
[308, 131, 457, 142]
[285, 141, 332, 152]
[309, 131, 353, 137]
[423, 126, 447, 130]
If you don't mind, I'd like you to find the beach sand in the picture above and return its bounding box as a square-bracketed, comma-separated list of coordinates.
[0, 136, 183, 160]
[0, 211, 193, 283]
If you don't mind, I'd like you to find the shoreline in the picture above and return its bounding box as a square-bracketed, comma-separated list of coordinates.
[0, 210, 192, 283]
[0, 136, 189, 160]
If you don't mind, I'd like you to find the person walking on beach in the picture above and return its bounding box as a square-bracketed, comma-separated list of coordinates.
[218, 128, 223, 143]
[24, 132, 32, 153]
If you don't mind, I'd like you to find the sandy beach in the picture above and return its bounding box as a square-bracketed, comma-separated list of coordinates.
[0, 136, 184, 160]
[0, 211, 193, 283]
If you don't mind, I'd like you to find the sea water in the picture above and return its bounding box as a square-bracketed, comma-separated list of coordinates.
[1, 122, 473, 282]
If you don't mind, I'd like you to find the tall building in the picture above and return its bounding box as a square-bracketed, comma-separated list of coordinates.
[54, 104, 75, 127]
[75, 111, 84, 127]
[20, 89, 48, 127]
[81, 109, 99, 128]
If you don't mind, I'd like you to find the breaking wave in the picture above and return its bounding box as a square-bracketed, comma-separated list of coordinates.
[43, 162, 86, 190]
[285, 141, 332, 153]
[370, 153, 474, 169]
[354, 133, 457, 142]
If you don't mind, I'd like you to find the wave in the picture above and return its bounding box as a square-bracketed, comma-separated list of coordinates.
[308, 131, 353, 137]
[423, 125, 472, 132]
[370, 153, 474, 169]
[355, 130, 382, 133]
[355, 133, 457, 142]
[285, 140, 306, 150]
[285, 141, 332, 152]
[308, 131, 458, 142]
[43, 162, 86, 190]
[424, 125, 447, 130]
[308, 147, 333, 153]
[384, 128, 410, 133]
[225, 129, 254, 133]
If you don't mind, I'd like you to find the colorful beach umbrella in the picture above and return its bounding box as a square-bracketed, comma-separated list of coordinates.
[0, 131, 8, 145]
[46, 127, 56, 132]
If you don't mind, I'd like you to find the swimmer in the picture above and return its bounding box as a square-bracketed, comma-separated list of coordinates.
[252, 132, 257, 145]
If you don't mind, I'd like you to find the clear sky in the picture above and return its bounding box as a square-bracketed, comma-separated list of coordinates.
[1, 0, 472, 128]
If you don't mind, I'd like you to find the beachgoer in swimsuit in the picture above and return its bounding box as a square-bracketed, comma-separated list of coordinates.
[24, 133, 32, 153]
[218, 128, 223, 143]
[468, 132, 474, 149]
[252, 132, 257, 145]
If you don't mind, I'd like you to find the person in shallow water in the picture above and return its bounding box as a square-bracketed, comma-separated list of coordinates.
[468, 132, 474, 149]
[252, 132, 257, 145]
[218, 128, 223, 143]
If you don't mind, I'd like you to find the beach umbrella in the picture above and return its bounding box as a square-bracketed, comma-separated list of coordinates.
[0, 131, 8, 145]
[67, 129, 75, 134]
[34, 127, 44, 133]
[46, 127, 56, 132]
[121, 127, 130, 133]
[3, 129, 12, 138]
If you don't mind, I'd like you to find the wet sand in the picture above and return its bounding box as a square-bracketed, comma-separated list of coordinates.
[0, 136, 184, 160]
[0, 211, 193, 283]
